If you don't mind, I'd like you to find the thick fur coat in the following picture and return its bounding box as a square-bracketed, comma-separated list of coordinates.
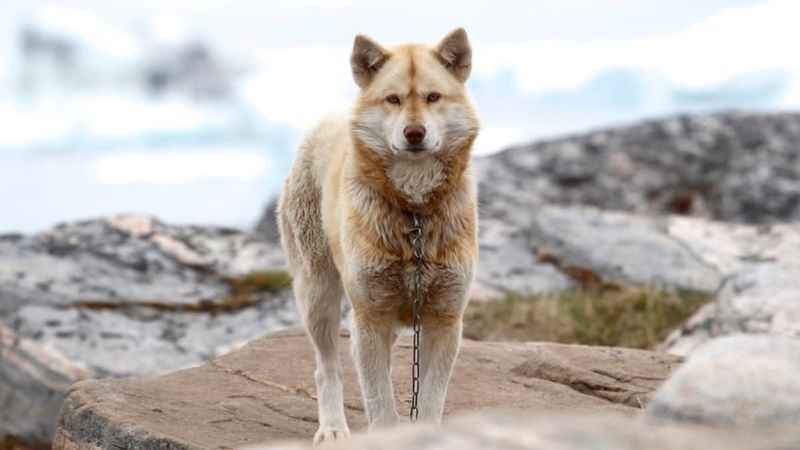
[277, 28, 479, 443]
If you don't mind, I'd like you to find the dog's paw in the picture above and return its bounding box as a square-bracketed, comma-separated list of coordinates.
[313, 424, 350, 444]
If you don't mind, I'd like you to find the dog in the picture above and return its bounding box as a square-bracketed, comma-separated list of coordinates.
[277, 28, 479, 443]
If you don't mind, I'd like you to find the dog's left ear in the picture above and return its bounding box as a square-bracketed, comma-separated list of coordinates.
[435, 28, 472, 83]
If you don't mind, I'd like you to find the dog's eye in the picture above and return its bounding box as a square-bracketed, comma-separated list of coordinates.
[427, 92, 441, 103]
[385, 95, 401, 104]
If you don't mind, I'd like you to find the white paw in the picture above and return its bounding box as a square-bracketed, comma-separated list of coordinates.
[313, 424, 350, 445]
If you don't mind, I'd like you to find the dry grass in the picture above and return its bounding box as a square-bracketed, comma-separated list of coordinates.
[227, 270, 293, 293]
[0, 433, 48, 450]
[462, 286, 711, 349]
[73, 270, 293, 314]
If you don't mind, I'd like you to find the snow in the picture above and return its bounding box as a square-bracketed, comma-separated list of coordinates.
[1, 0, 799, 232]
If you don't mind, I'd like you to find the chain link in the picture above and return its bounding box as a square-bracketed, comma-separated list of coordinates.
[409, 212, 423, 422]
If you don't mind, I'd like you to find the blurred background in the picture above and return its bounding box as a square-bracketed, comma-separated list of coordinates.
[0, 0, 797, 233]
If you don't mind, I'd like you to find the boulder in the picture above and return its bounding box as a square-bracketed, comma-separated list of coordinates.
[477, 206, 724, 295]
[529, 207, 721, 291]
[477, 211, 574, 295]
[473, 112, 800, 298]
[476, 111, 800, 224]
[661, 219, 800, 355]
[0, 215, 296, 442]
[53, 328, 681, 449]
[0, 325, 93, 442]
[646, 335, 800, 426]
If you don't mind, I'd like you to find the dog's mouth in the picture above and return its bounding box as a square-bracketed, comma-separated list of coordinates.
[391, 142, 441, 154]
[391, 143, 427, 154]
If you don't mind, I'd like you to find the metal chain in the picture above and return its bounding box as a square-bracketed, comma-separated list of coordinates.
[409, 212, 423, 422]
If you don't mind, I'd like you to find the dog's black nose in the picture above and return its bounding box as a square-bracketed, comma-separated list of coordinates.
[403, 126, 426, 146]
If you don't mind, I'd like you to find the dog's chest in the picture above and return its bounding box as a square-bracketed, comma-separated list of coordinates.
[351, 251, 472, 322]
[341, 181, 477, 321]
[386, 158, 446, 205]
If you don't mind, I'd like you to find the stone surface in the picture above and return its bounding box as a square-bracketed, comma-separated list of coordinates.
[0, 215, 296, 442]
[476, 206, 724, 295]
[476, 211, 574, 295]
[253, 412, 800, 450]
[661, 220, 800, 355]
[530, 207, 721, 291]
[476, 111, 800, 224]
[646, 335, 800, 426]
[53, 328, 682, 449]
[0, 324, 93, 442]
[253, 198, 281, 244]
[473, 112, 800, 297]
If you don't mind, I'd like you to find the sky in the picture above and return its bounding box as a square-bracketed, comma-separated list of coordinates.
[0, 0, 797, 232]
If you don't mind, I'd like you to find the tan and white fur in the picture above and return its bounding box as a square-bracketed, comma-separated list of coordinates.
[277, 28, 479, 444]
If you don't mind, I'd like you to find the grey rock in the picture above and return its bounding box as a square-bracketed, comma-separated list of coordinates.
[0, 214, 297, 442]
[646, 334, 800, 426]
[664, 217, 800, 274]
[7, 292, 298, 378]
[0, 324, 94, 443]
[530, 206, 721, 291]
[476, 111, 800, 224]
[105, 214, 288, 276]
[659, 218, 800, 355]
[0, 218, 228, 314]
[663, 263, 800, 356]
[477, 214, 574, 295]
[477, 204, 726, 296]
[253, 198, 281, 244]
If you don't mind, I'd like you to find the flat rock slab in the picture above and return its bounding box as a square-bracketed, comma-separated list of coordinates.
[255, 412, 800, 450]
[54, 328, 681, 449]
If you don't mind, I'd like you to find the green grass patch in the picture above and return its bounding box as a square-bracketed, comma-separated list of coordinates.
[227, 270, 293, 293]
[462, 287, 711, 349]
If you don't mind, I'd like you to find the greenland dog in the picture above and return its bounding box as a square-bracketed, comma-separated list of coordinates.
[277, 28, 479, 443]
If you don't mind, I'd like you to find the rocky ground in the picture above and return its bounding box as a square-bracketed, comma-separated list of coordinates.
[53, 330, 800, 450]
[53, 328, 681, 449]
[2, 111, 800, 447]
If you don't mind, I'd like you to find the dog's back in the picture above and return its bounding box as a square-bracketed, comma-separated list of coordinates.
[277, 111, 348, 279]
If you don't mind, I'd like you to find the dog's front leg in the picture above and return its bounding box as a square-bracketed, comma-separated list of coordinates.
[350, 312, 400, 429]
[417, 316, 462, 422]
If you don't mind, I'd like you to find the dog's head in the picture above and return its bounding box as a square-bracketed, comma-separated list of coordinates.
[350, 28, 479, 158]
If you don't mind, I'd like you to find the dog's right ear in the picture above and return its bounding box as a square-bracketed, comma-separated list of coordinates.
[351, 35, 389, 89]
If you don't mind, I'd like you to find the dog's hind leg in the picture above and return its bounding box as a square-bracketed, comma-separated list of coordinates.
[278, 179, 349, 443]
[350, 312, 399, 429]
[295, 272, 350, 443]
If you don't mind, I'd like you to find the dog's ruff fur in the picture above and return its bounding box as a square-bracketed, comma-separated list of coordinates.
[277, 28, 479, 444]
